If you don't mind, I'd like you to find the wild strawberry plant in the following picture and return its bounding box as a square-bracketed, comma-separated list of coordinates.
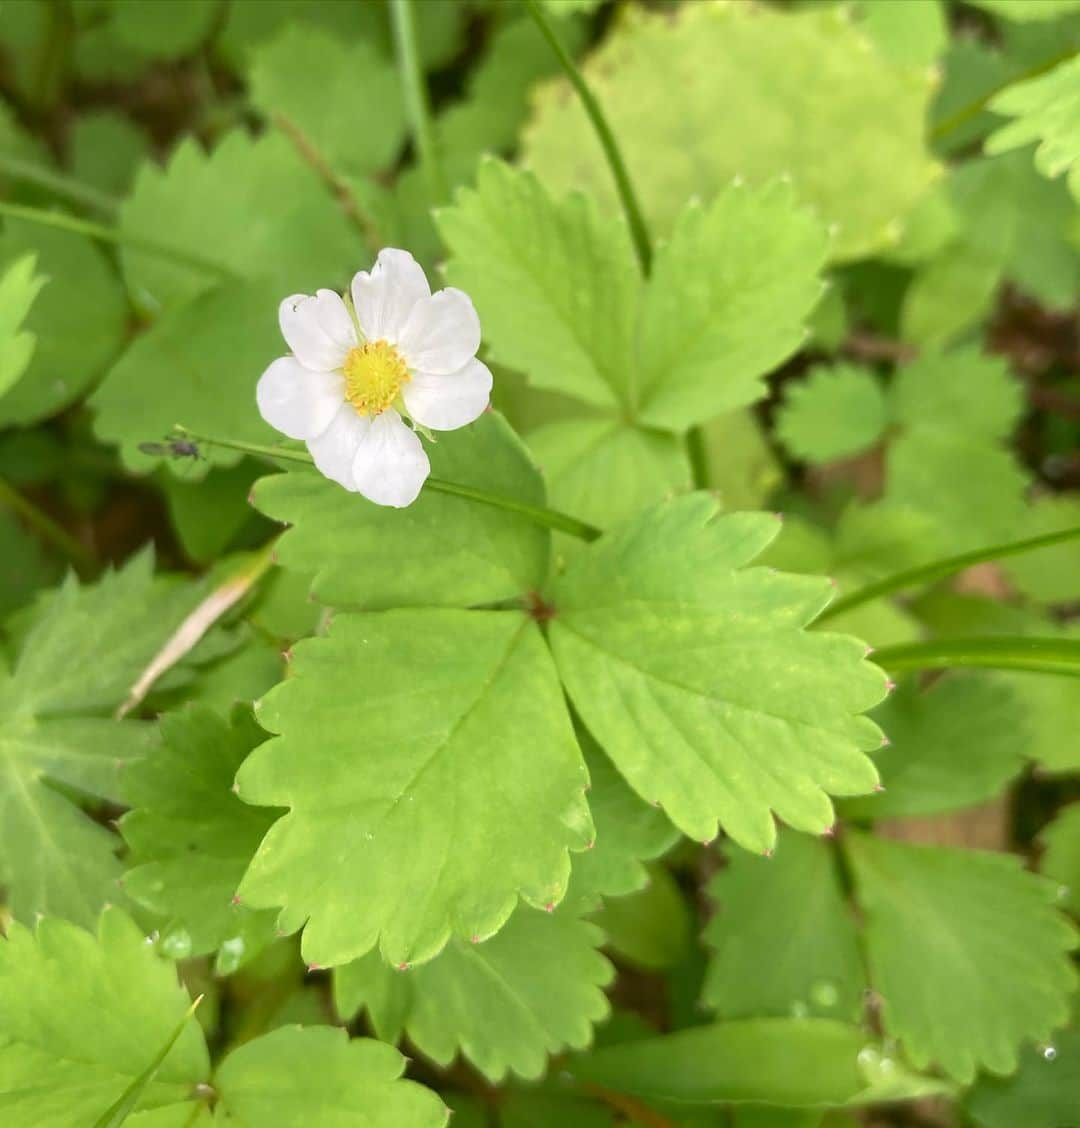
[0, 1, 1078, 1125]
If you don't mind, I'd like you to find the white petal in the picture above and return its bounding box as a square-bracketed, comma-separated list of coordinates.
[279, 290, 356, 371]
[256, 357, 345, 441]
[350, 249, 430, 342]
[306, 403, 371, 491]
[403, 357, 493, 431]
[398, 288, 481, 375]
[351, 411, 431, 508]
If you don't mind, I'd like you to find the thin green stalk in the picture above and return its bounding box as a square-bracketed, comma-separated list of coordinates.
[871, 637, 1080, 678]
[0, 153, 119, 214]
[391, 0, 448, 205]
[0, 201, 234, 279]
[819, 525, 1080, 622]
[523, 0, 653, 275]
[931, 47, 1077, 142]
[171, 427, 602, 542]
[0, 476, 96, 573]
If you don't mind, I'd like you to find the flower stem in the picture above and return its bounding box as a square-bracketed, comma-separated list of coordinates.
[0, 153, 119, 214]
[523, 0, 653, 276]
[0, 476, 96, 574]
[0, 201, 235, 279]
[391, 0, 448, 206]
[871, 636, 1080, 678]
[171, 427, 602, 542]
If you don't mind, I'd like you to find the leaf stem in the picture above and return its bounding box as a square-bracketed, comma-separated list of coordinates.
[871, 636, 1080, 678]
[818, 525, 1080, 622]
[0, 153, 119, 214]
[523, 0, 653, 275]
[0, 476, 96, 573]
[171, 427, 602, 542]
[0, 201, 234, 279]
[391, 0, 448, 205]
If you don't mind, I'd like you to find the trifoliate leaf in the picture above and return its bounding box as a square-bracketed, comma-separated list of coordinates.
[253, 413, 549, 609]
[0, 219, 128, 426]
[636, 182, 828, 431]
[237, 609, 592, 967]
[528, 417, 691, 547]
[523, 2, 941, 261]
[249, 25, 405, 177]
[438, 159, 639, 412]
[775, 365, 889, 464]
[210, 1025, 448, 1128]
[701, 832, 866, 1024]
[891, 347, 1023, 442]
[846, 833, 1077, 1082]
[0, 907, 209, 1125]
[118, 131, 366, 312]
[986, 55, 1080, 199]
[91, 279, 283, 476]
[966, 1028, 1080, 1128]
[0, 252, 44, 398]
[840, 675, 1027, 820]
[334, 904, 612, 1082]
[119, 707, 280, 973]
[548, 494, 887, 852]
[1041, 803, 1080, 916]
[1002, 495, 1080, 605]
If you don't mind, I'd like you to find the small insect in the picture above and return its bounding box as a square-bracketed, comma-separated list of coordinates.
[138, 437, 203, 461]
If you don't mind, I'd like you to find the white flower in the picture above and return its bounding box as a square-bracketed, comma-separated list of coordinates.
[256, 249, 492, 507]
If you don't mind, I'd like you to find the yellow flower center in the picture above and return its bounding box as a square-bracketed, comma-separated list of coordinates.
[342, 340, 410, 417]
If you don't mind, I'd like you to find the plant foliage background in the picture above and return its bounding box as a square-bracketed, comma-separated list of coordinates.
[0, 0, 1078, 1125]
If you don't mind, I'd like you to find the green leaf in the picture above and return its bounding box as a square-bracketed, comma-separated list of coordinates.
[986, 55, 1080, 199]
[0, 507, 62, 619]
[698, 410, 784, 512]
[0, 218, 128, 426]
[1002, 495, 1080, 604]
[237, 609, 592, 967]
[775, 364, 888, 464]
[548, 495, 886, 852]
[438, 159, 639, 412]
[118, 131, 365, 312]
[966, 1028, 1080, 1128]
[252, 412, 551, 609]
[591, 863, 692, 971]
[966, 0, 1080, 18]
[119, 707, 280, 973]
[69, 111, 148, 197]
[210, 1025, 448, 1127]
[636, 182, 828, 431]
[702, 832, 866, 1023]
[846, 833, 1077, 1082]
[0, 251, 44, 397]
[249, 25, 405, 177]
[898, 242, 1001, 348]
[1041, 803, 1080, 916]
[334, 904, 612, 1082]
[839, 674, 1027, 820]
[853, 0, 947, 68]
[891, 346, 1023, 442]
[0, 907, 209, 1126]
[109, 0, 217, 60]
[523, 1, 941, 261]
[91, 279, 283, 475]
[871, 635, 1080, 676]
[161, 459, 266, 566]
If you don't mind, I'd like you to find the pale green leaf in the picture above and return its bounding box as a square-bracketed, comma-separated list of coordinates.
[702, 831, 866, 1023]
[830, 501, 949, 582]
[249, 25, 405, 177]
[1041, 803, 1080, 916]
[0, 219, 128, 426]
[898, 242, 1001, 348]
[438, 159, 639, 412]
[523, 2, 941, 261]
[1002, 495, 1080, 605]
[0, 252, 44, 398]
[846, 833, 1077, 1082]
[0, 907, 209, 1126]
[840, 674, 1027, 820]
[211, 1025, 448, 1127]
[854, 0, 947, 67]
[987, 55, 1080, 199]
[91, 279, 283, 475]
[237, 609, 592, 967]
[334, 904, 612, 1082]
[549, 494, 887, 852]
[698, 410, 784, 512]
[966, 1028, 1080, 1128]
[252, 412, 550, 609]
[775, 364, 888, 464]
[119, 707, 280, 973]
[118, 131, 365, 311]
[636, 183, 828, 431]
